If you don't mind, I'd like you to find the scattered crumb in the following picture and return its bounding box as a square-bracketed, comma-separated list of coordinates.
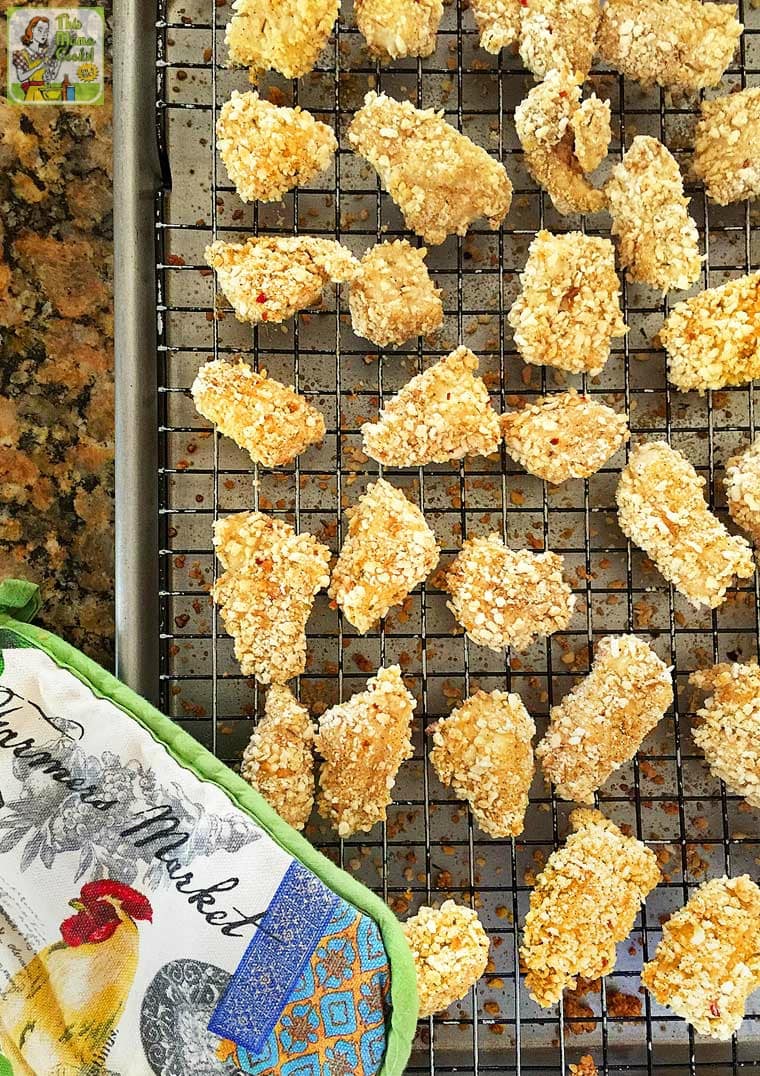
[348, 239, 443, 347]
[403, 900, 490, 1017]
[569, 1058, 599, 1076]
[690, 661, 760, 809]
[694, 87, 760, 205]
[225, 0, 339, 79]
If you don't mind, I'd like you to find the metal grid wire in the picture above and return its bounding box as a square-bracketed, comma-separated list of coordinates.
[152, 0, 760, 1071]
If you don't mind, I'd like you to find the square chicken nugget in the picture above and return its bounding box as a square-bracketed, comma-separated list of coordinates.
[694, 87, 760, 206]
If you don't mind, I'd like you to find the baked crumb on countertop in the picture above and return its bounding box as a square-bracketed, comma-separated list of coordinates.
[225, 0, 339, 79]
[348, 240, 443, 347]
[694, 87, 760, 206]
[355, 0, 442, 58]
[689, 661, 760, 810]
[403, 900, 490, 1017]
[726, 438, 760, 545]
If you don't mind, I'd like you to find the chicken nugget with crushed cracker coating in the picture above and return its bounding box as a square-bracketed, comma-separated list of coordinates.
[226, 0, 338, 79]
[726, 438, 760, 545]
[403, 901, 490, 1017]
[348, 240, 443, 347]
[355, 0, 442, 58]
[694, 87, 760, 206]
[518, 0, 601, 80]
[469, 0, 521, 53]
[571, 96, 612, 175]
[689, 661, 760, 809]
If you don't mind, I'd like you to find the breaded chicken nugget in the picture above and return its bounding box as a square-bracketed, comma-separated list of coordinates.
[362, 347, 501, 467]
[445, 534, 575, 652]
[659, 272, 760, 393]
[689, 661, 760, 809]
[501, 390, 629, 485]
[316, 665, 415, 836]
[469, 0, 521, 53]
[537, 635, 672, 803]
[355, 0, 443, 58]
[642, 875, 760, 1040]
[430, 689, 535, 837]
[726, 438, 760, 545]
[508, 231, 627, 376]
[348, 240, 443, 347]
[520, 809, 661, 1007]
[694, 87, 760, 206]
[616, 441, 755, 608]
[329, 479, 440, 634]
[191, 358, 325, 468]
[212, 512, 331, 684]
[571, 97, 612, 175]
[240, 684, 315, 830]
[347, 92, 513, 245]
[606, 136, 702, 293]
[518, 0, 602, 81]
[403, 901, 490, 1017]
[225, 0, 339, 79]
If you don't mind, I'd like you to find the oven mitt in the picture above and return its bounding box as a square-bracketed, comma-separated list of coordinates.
[0, 579, 417, 1076]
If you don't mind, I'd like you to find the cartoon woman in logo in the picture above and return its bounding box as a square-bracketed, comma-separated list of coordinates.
[11, 16, 62, 102]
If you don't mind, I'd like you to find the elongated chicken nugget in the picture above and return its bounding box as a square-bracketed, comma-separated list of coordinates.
[537, 635, 672, 804]
[403, 901, 490, 1017]
[694, 87, 760, 206]
[226, 0, 339, 79]
[316, 665, 415, 836]
[348, 240, 443, 347]
[518, 0, 602, 80]
[616, 441, 755, 608]
[571, 96, 612, 175]
[642, 875, 760, 1040]
[212, 512, 331, 684]
[689, 661, 760, 809]
[355, 0, 443, 58]
[520, 809, 661, 1007]
[726, 438, 760, 545]
[347, 92, 512, 245]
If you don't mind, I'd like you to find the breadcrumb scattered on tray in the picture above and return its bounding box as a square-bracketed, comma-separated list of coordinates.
[403, 900, 490, 1017]
[191, 358, 325, 468]
[689, 661, 760, 809]
[445, 534, 575, 652]
[329, 478, 440, 634]
[212, 511, 331, 684]
[520, 808, 661, 1008]
[225, 0, 339, 79]
[508, 231, 627, 376]
[430, 689, 535, 837]
[726, 438, 760, 545]
[347, 91, 513, 245]
[362, 347, 501, 467]
[642, 875, 760, 1040]
[469, 0, 521, 53]
[569, 1059, 599, 1076]
[605, 136, 702, 294]
[616, 441, 755, 609]
[658, 271, 760, 394]
[240, 684, 315, 830]
[355, 0, 443, 58]
[500, 389, 629, 485]
[536, 635, 672, 804]
[315, 665, 415, 836]
[597, 0, 742, 94]
[205, 236, 357, 325]
[518, 0, 602, 81]
[694, 87, 760, 206]
[348, 240, 443, 347]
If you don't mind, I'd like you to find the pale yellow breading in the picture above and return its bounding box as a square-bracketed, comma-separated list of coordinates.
[500, 390, 629, 485]
[536, 635, 672, 804]
[689, 661, 760, 809]
[508, 231, 627, 376]
[518, 0, 602, 80]
[212, 512, 331, 684]
[240, 684, 315, 830]
[348, 240, 443, 347]
[347, 92, 513, 245]
[571, 96, 612, 175]
[430, 690, 535, 838]
[605, 136, 702, 293]
[362, 347, 501, 467]
[329, 479, 440, 634]
[520, 808, 661, 1008]
[469, 0, 521, 53]
[726, 438, 760, 544]
[694, 88, 760, 206]
[642, 875, 760, 1040]
[225, 0, 339, 79]
[191, 358, 325, 468]
[355, 0, 443, 58]
[315, 665, 415, 836]
[597, 0, 742, 94]
[402, 901, 490, 1017]
[659, 272, 760, 393]
[445, 534, 575, 652]
[616, 441, 755, 608]
[216, 91, 336, 204]
[205, 236, 357, 325]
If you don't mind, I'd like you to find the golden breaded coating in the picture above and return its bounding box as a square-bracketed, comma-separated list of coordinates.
[212, 512, 331, 684]
[520, 809, 661, 1007]
[536, 635, 672, 804]
[606, 136, 702, 293]
[569, 1059, 598, 1076]
[518, 0, 602, 80]
[191, 358, 325, 468]
[445, 534, 575, 652]
[500, 390, 629, 485]
[689, 661, 760, 809]
[571, 96, 612, 175]
[329, 478, 440, 634]
[205, 236, 357, 325]
[694, 87, 760, 206]
[402, 901, 490, 1017]
[430, 690, 535, 837]
[659, 272, 760, 393]
[642, 875, 760, 1040]
[469, 0, 521, 53]
[616, 441, 755, 608]
[726, 438, 760, 544]
[217, 91, 336, 204]
[347, 92, 513, 245]
[240, 684, 315, 830]
[348, 240, 443, 347]
[315, 665, 415, 836]
[355, 0, 442, 58]
[362, 347, 501, 467]
[508, 231, 627, 376]
[597, 0, 742, 93]
[225, 0, 339, 79]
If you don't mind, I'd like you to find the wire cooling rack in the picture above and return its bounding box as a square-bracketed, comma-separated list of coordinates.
[150, 0, 760, 1071]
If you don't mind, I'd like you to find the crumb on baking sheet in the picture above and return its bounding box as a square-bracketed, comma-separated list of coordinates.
[355, 0, 443, 58]
[726, 436, 760, 544]
[694, 87, 760, 206]
[348, 239, 443, 347]
[403, 900, 490, 1017]
[689, 661, 760, 809]
[225, 0, 339, 79]
[569, 1059, 599, 1076]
